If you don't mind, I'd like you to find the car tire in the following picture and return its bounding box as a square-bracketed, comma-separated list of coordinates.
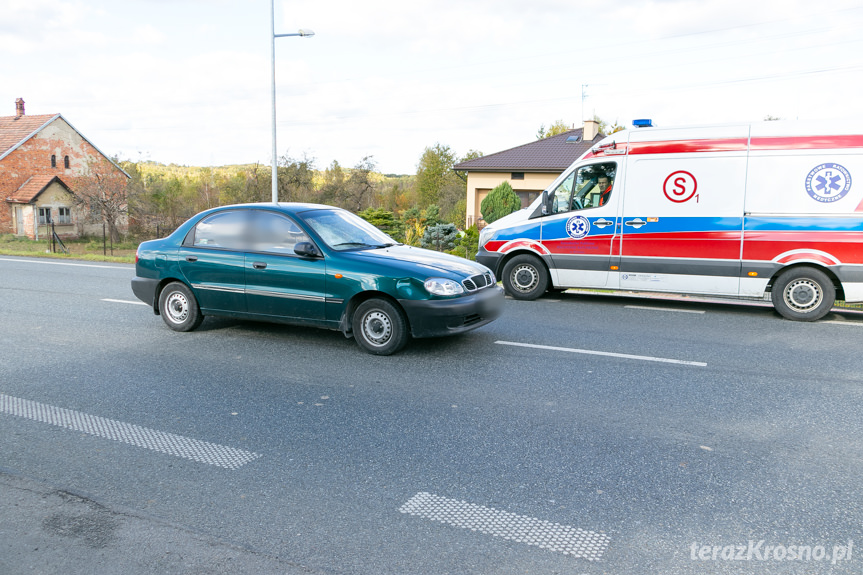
[502, 254, 549, 301]
[158, 281, 204, 332]
[352, 298, 408, 355]
[771, 267, 835, 321]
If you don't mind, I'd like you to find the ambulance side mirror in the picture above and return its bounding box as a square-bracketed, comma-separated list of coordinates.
[530, 191, 550, 219]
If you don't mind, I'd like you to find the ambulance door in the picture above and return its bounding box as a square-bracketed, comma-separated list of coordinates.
[540, 161, 620, 288]
[618, 127, 749, 295]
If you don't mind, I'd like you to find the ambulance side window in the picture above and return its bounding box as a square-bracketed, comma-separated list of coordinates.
[552, 162, 617, 213]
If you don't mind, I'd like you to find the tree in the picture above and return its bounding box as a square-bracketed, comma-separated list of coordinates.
[72, 157, 130, 242]
[453, 149, 482, 183]
[220, 165, 266, 206]
[422, 223, 458, 252]
[416, 144, 458, 208]
[320, 160, 346, 206]
[537, 119, 571, 139]
[278, 153, 317, 202]
[344, 156, 378, 212]
[358, 207, 398, 237]
[591, 114, 625, 135]
[400, 207, 427, 246]
[481, 181, 521, 224]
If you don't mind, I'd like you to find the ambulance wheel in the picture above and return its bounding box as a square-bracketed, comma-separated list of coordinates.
[771, 267, 835, 321]
[502, 254, 548, 301]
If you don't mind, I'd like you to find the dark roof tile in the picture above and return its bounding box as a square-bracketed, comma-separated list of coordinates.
[454, 128, 604, 172]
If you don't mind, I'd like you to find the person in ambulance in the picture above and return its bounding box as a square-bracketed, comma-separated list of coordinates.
[556, 166, 616, 212]
[597, 174, 612, 206]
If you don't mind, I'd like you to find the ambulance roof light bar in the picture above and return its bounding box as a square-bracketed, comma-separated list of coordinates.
[633, 119, 653, 128]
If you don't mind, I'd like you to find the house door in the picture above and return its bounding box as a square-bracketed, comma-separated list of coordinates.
[15, 207, 24, 235]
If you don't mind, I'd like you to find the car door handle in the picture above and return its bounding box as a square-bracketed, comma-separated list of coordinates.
[185, 256, 198, 262]
[594, 219, 614, 228]
[624, 218, 647, 228]
[252, 262, 267, 270]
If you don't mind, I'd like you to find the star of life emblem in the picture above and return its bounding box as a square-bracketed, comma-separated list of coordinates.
[565, 215, 591, 239]
[805, 163, 851, 203]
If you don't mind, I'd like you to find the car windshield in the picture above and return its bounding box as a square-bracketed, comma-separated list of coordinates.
[299, 209, 399, 251]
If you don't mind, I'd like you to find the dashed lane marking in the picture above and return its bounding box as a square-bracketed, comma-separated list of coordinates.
[399, 492, 610, 560]
[0, 393, 261, 470]
[496, 340, 707, 367]
[822, 320, 863, 327]
[625, 305, 706, 314]
[102, 298, 148, 305]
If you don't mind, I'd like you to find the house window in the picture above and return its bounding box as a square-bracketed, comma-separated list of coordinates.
[511, 172, 525, 180]
[64, 155, 70, 169]
[51, 155, 57, 168]
[57, 207, 72, 224]
[38, 207, 52, 224]
[517, 191, 540, 209]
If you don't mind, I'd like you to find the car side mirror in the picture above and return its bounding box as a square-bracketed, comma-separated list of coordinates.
[541, 190, 550, 215]
[294, 242, 322, 258]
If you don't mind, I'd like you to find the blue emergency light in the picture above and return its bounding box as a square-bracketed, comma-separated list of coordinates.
[632, 119, 653, 128]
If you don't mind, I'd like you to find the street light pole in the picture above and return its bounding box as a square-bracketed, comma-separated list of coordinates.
[271, 0, 314, 203]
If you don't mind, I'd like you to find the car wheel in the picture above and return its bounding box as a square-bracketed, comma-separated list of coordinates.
[771, 267, 835, 321]
[352, 298, 408, 355]
[502, 254, 549, 301]
[158, 281, 204, 332]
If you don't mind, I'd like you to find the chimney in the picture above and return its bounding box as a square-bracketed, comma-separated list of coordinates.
[15, 98, 25, 118]
[583, 119, 599, 141]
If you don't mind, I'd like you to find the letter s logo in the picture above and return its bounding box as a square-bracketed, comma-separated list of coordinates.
[664, 171, 698, 203]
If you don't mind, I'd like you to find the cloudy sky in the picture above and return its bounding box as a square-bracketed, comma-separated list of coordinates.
[2, 0, 861, 174]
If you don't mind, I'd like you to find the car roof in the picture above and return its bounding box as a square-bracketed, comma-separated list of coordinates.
[208, 202, 343, 215]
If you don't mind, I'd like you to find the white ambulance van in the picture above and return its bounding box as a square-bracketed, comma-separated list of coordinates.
[476, 120, 863, 320]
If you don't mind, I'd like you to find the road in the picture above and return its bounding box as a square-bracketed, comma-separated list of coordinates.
[1, 255, 862, 574]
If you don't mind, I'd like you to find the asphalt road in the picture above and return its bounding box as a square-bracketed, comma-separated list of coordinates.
[2, 255, 862, 574]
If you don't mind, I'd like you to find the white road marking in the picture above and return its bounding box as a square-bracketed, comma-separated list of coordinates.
[625, 305, 705, 314]
[0, 393, 260, 470]
[102, 298, 148, 306]
[0, 257, 129, 270]
[822, 320, 863, 327]
[496, 340, 707, 367]
[400, 492, 610, 560]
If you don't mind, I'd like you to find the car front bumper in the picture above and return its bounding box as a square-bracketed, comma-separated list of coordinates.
[399, 284, 505, 338]
[476, 250, 504, 277]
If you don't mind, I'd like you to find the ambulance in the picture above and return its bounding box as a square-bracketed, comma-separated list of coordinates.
[476, 120, 863, 320]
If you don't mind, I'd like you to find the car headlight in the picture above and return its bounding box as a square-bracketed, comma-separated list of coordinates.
[478, 226, 495, 248]
[424, 278, 464, 296]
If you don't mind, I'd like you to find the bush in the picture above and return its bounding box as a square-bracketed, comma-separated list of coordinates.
[447, 224, 479, 260]
[481, 181, 521, 224]
[422, 223, 458, 252]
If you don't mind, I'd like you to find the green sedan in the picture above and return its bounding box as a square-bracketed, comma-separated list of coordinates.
[132, 203, 504, 355]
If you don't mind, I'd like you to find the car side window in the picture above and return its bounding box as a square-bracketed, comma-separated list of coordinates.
[550, 162, 617, 214]
[250, 212, 311, 254]
[192, 210, 252, 250]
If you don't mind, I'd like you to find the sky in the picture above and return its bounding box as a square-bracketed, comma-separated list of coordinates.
[2, 0, 861, 175]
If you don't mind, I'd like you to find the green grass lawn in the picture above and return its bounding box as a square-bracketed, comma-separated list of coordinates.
[0, 234, 136, 264]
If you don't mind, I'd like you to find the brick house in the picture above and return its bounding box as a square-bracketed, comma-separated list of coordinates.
[0, 98, 129, 239]
[455, 120, 604, 228]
